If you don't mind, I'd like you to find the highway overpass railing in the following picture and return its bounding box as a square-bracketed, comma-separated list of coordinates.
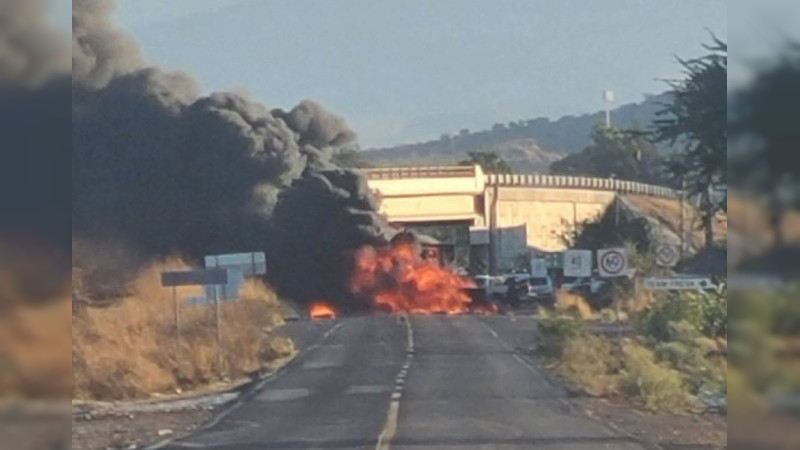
[485, 173, 678, 198]
[362, 165, 677, 198]
[364, 165, 478, 180]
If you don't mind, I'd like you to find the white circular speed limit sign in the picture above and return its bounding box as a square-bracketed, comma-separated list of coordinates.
[598, 248, 628, 277]
[655, 244, 679, 267]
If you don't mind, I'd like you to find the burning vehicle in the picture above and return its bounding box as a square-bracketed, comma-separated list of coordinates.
[350, 231, 483, 315]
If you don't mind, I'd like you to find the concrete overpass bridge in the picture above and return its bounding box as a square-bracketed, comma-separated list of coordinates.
[364, 165, 679, 270]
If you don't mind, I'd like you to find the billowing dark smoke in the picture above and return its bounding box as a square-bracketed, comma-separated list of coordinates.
[72, 0, 143, 89]
[269, 170, 389, 311]
[67, 0, 389, 305]
[0, 0, 72, 305]
[0, 0, 387, 307]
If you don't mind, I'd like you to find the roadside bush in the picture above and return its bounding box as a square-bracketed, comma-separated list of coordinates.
[639, 291, 726, 342]
[599, 308, 617, 323]
[536, 316, 587, 359]
[621, 343, 693, 413]
[650, 321, 726, 395]
[559, 333, 620, 396]
[654, 338, 725, 396]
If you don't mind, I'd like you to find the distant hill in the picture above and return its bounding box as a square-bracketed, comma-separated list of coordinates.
[362, 92, 672, 173]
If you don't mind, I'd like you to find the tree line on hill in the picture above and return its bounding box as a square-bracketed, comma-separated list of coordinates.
[359, 93, 672, 171]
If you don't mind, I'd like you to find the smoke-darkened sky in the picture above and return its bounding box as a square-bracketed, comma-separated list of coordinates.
[99, 0, 727, 147]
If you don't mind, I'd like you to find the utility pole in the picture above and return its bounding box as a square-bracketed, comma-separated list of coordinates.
[679, 177, 686, 260]
[214, 285, 226, 379]
[603, 90, 615, 128]
[173, 286, 181, 354]
[488, 183, 499, 275]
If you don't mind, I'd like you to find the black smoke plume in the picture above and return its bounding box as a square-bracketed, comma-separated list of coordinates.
[68, 0, 389, 306]
[0, 0, 72, 305]
[269, 170, 389, 311]
[1, 0, 389, 308]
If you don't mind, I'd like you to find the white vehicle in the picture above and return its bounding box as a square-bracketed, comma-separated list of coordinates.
[502, 273, 555, 302]
[473, 275, 508, 296]
[525, 275, 555, 301]
[560, 276, 607, 295]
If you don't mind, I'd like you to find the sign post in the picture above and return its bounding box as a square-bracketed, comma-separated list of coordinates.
[173, 286, 180, 351]
[161, 269, 228, 366]
[215, 284, 224, 377]
[203, 253, 266, 379]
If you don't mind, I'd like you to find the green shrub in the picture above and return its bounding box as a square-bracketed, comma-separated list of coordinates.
[697, 292, 727, 338]
[654, 340, 692, 368]
[599, 308, 617, 323]
[536, 317, 586, 359]
[732, 286, 800, 335]
[639, 291, 726, 342]
[560, 333, 621, 396]
[654, 334, 725, 396]
[621, 343, 693, 413]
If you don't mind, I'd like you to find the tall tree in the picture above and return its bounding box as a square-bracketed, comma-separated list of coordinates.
[651, 37, 727, 248]
[458, 151, 514, 174]
[550, 124, 662, 183]
[731, 44, 800, 246]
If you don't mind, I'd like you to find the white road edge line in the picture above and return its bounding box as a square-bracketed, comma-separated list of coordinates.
[475, 319, 572, 408]
[375, 315, 413, 450]
[476, 318, 656, 448]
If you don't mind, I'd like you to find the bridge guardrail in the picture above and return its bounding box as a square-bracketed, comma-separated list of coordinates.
[364, 165, 477, 180]
[363, 166, 677, 198]
[485, 174, 678, 198]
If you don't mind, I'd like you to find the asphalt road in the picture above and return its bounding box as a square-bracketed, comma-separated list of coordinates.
[163, 314, 645, 450]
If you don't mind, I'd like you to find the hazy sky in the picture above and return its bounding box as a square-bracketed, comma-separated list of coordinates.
[108, 0, 727, 148]
[729, 0, 800, 88]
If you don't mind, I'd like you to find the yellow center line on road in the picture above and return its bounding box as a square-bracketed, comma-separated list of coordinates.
[376, 314, 413, 450]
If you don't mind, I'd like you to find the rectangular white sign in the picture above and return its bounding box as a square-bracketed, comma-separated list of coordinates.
[530, 258, 548, 277]
[597, 247, 628, 278]
[563, 250, 592, 277]
[469, 227, 490, 245]
[205, 252, 266, 276]
[644, 277, 715, 291]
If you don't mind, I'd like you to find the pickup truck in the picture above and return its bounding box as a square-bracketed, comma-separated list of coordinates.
[473, 275, 508, 297]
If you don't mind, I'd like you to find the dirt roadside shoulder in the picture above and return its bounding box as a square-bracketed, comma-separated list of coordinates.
[72, 353, 296, 450]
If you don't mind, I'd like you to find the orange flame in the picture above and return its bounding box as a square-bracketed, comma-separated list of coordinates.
[350, 242, 476, 315]
[309, 301, 337, 319]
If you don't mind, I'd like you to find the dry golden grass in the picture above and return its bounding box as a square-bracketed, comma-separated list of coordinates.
[555, 291, 593, 319]
[0, 238, 72, 400]
[559, 333, 619, 397]
[625, 195, 728, 247]
[73, 259, 294, 400]
[0, 295, 72, 399]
